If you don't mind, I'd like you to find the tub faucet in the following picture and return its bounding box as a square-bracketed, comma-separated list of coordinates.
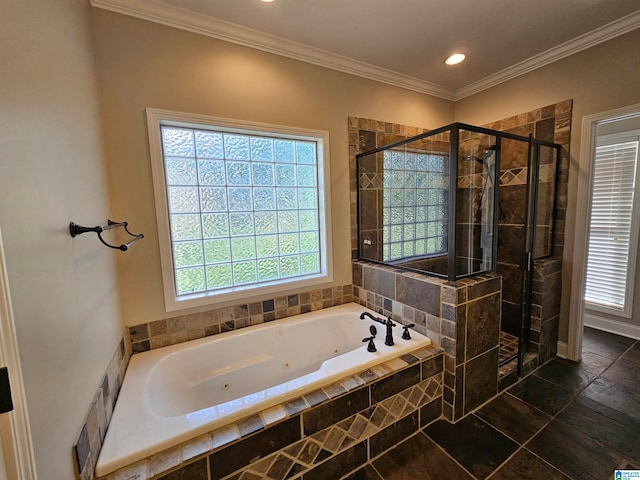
[360, 312, 396, 346]
[382, 317, 396, 346]
[359, 311, 381, 322]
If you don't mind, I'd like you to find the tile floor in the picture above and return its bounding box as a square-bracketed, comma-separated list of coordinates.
[344, 327, 640, 480]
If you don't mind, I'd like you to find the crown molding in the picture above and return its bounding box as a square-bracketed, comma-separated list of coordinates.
[89, 0, 457, 100]
[454, 10, 640, 100]
[90, 0, 640, 102]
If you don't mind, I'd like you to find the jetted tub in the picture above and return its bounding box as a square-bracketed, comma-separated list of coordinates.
[96, 302, 431, 476]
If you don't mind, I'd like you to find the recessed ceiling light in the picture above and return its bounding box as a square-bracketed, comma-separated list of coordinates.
[261, 0, 275, 2]
[445, 53, 466, 66]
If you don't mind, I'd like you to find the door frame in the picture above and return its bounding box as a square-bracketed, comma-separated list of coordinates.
[0, 227, 37, 480]
[568, 102, 640, 360]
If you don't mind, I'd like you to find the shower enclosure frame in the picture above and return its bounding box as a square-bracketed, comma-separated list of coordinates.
[356, 122, 562, 374]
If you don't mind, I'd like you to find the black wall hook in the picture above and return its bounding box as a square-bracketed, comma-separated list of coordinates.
[69, 220, 144, 251]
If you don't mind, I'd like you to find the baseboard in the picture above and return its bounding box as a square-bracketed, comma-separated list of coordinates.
[556, 341, 568, 358]
[584, 313, 640, 340]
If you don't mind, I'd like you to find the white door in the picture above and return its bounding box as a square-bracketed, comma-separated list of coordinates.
[0, 228, 37, 480]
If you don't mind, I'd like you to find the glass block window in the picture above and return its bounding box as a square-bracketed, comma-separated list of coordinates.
[147, 110, 332, 311]
[382, 150, 448, 261]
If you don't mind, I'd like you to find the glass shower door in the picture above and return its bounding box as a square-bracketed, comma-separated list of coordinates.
[518, 141, 559, 374]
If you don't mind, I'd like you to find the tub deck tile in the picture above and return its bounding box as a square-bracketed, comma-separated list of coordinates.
[260, 405, 288, 426]
[385, 357, 410, 372]
[284, 397, 309, 416]
[182, 434, 213, 462]
[303, 389, 329, 408]
[149, 448, 182, 478]
[322, 381, 347, 399]
[237, 414, 265, 437]
[211, 424, 241, 449]
[339, 375, 366, 392]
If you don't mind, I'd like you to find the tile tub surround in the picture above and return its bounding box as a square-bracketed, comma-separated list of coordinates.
[128, 284, 353, 352]
[96, 345, 444, 480]
[352, 260, 502, 423]
[74, 333, 133, 480]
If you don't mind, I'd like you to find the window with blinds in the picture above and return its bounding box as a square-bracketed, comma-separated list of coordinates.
[585, 131, 640, 317]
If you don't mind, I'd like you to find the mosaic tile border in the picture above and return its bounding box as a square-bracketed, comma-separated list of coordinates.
[457, 164, 556, 189]
[74, 331, 132, 480]
[129, 284, 353, 352]
[97, 344, 443, 480]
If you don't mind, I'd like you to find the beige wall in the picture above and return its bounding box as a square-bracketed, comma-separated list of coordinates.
[0, 1, 124, 478]
[2, 2, 639, 476]
[455, 28, 640, 341]
[90, 9, 454, 326]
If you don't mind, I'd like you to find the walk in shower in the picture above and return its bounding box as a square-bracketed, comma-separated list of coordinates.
[356, 122, 561, 373]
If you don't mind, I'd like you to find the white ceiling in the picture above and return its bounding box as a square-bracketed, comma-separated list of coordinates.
[92, 0, 640, 100]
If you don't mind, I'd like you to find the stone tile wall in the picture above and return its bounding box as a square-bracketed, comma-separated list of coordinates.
[73, 332, 132, 480]
[352, 260, 501, 423]
[349, 106, 571, 422]
[491, 101, 572, 338]
[96, 345, 443, 480]
[128, 285, 353, 352]
[531, 257, 562, 366]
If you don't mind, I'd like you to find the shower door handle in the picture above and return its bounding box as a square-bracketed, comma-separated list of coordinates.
[522, 251, 533, 272]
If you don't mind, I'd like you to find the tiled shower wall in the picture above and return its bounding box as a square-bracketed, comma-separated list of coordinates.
[349, 103, 571, 419]
[492, 101, 572, 337]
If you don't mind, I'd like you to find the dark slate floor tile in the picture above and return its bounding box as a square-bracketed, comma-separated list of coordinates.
[508, 374, 573, 415]
[372, 433, 473, 480]
[490, 448, 570, 480]
[621, 342, 640, 366]
[557, 396, 640, 463]
[533, 356, 600, 394]
[580, 376, 640, 423]
[475, 392, 551, 444]
[580, 350, 616, 372]
[582, 327, 635, 359]
[528, 418, 624, 480]
[601, 357, 640, 394]
[571, 393, 640, 434]
[424, 415, 518, 479]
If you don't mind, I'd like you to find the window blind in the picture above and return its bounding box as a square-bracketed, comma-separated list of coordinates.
[585, 136, 640, 316]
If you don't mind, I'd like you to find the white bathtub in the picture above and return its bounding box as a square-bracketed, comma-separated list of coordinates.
[96, 302, 431, 476]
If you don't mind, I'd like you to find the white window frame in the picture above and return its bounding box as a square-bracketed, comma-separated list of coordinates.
[584, 130, 640, 318]
[146, 108, 333, 312]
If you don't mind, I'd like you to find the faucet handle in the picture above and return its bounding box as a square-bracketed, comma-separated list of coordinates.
[362, 325, 377, 352]
[387, 317, 396, 327]
[401, 324, 416, 340]
[362, 336, 377, 352]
